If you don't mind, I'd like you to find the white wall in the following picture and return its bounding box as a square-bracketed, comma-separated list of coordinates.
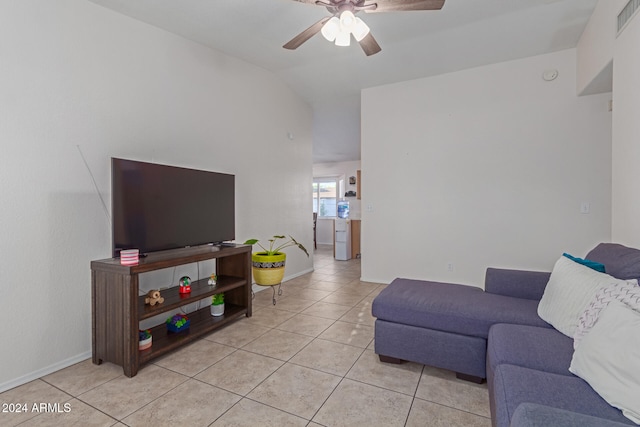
[313, 161, 361, 245]
[612, 11, 640, 247]
[576, 0, 640, 249]
[312, 96, 361, 163]
[361, 49, 612, 286]
[0, 0, 312, 391]
[576, 0, 626, 95]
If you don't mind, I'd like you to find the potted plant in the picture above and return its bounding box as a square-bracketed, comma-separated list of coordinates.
[138, 329, 152, 351]
[244, 235, 309, 286]
[210, 293, 224, 316]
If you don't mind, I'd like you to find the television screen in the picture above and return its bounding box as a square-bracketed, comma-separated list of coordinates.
[112, 158, 235, 256]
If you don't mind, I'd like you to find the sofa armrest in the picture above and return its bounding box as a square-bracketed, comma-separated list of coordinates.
[510, 403, 632, 427]
[484, 268, 550, 301]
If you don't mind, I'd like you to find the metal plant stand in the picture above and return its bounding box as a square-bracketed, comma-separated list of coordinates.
[252, 283, 283, 305]
[267, 283, 283, 305]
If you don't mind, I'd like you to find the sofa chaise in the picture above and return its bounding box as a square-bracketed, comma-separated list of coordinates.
[372, 243, 640, 426]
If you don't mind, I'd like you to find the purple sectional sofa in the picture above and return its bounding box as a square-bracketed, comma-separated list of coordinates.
[372, 243, 640, 427]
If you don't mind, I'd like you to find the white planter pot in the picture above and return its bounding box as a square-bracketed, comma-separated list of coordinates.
[138, 336, 152, 351]
[211, 303, 224, 317]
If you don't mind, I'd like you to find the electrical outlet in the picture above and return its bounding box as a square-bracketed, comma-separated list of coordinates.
[580, 202, 590, 214]
[447, 263, 454, 272]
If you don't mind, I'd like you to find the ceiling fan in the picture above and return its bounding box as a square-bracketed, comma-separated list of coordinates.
[283, 0, 445, 56]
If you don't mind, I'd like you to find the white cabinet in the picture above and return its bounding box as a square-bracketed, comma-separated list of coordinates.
[335, 218, 352, 261]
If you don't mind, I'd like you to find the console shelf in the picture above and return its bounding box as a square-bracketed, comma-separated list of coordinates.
[138, 276, 246, 320]
[139, 303, 246, 364]
[91, 244, 252, 377]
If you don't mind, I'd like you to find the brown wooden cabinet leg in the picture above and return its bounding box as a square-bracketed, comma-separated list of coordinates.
[378, 354, 404, 364]
[124, 364, 136, 378]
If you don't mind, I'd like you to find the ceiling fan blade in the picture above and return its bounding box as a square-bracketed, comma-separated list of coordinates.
[291, 0, 331, 5]
[283, 17, 331, 50]
[359, 32, 382, 56]
[364, 0, 445, 13]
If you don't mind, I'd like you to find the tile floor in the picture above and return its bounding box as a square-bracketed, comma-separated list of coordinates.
[0, 245, 491, 427]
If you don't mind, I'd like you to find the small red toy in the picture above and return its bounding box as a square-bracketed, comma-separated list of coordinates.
[178, 276, 191, 294]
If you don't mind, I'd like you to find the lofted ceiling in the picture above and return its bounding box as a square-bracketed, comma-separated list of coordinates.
[87, 0, 599, 163]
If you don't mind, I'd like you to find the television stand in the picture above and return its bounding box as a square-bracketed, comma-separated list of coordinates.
[91, 244, 252, 377]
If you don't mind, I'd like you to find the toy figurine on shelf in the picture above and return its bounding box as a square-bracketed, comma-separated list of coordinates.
[208, 274, 217, 286]
[178, 276, 191, 294]
[166, 313, 190, 333]
[144, 289, 164, 306]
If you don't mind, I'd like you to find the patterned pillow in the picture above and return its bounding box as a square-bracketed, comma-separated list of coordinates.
[537, 256, 634, 337]
[574, 279, 640, 349]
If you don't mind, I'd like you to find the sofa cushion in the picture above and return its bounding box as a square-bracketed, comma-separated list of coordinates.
[372, 278, 549, 339]
[510, 403, 634, 427]
[484, 268, 551, 301]
[487, 324, 574, 379]
[492, 364, 634, 427]
[586, 243, 640, 281]
[569, 301, 640, 424]
[537, 256, 633, 337]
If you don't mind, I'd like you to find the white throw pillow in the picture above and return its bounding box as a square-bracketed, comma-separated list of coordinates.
[537, 256, 634, 337]
[569, 301, 640, 424]
[573, 279, 640, 349]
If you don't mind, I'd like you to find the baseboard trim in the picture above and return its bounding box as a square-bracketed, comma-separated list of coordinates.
[360, 275, 391, 285]
[0, 351, 92, 394]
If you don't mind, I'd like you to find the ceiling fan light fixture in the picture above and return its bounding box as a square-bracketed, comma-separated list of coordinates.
[339, 10, 356, 29]
[334, 29, 351, 46]
[352, 17, 370, 41]
[321, 16, 340, 42]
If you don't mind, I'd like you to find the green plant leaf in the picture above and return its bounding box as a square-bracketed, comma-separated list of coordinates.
[297, 243, 309, 257]
[290, 236, 309, 257]
[212, 293, 224, 305]
[243, 234, 309, 257]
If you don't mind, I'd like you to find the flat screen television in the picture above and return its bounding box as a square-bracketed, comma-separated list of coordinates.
[111, 158, 235, 257]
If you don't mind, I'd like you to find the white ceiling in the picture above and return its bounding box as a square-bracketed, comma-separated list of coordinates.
[87, 0, 599, 163]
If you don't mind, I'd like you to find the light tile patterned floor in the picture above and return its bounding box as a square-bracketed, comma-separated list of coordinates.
[0, 245, 491, 427]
